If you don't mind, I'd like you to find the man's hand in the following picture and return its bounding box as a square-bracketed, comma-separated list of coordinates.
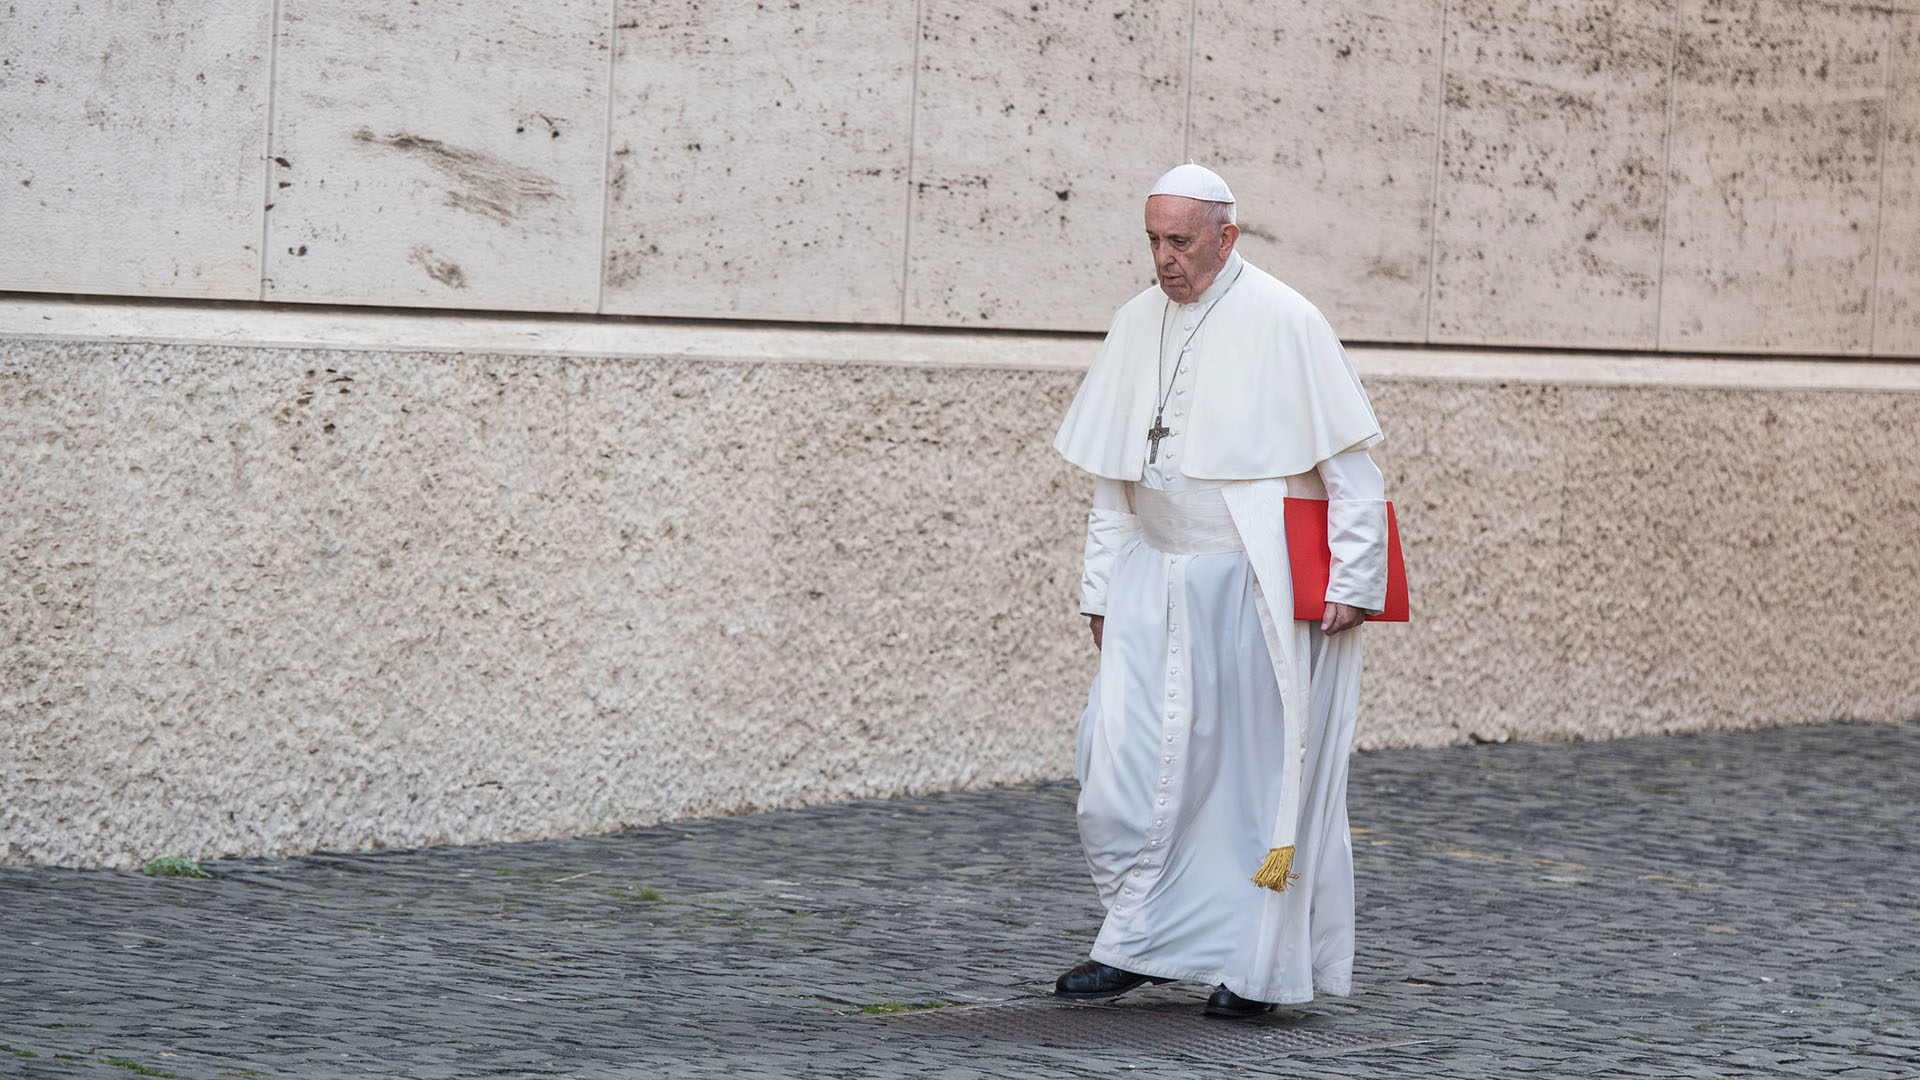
[1088, 614, 1105, 651]
[1321, 602, 1365, 636]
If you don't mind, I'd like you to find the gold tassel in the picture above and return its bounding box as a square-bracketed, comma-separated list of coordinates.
[1250, 845, 1298, 892]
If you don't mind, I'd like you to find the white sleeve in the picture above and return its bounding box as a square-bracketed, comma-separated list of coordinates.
[1318, 450, 1389, 615]
[1080, 478, 1138, 616]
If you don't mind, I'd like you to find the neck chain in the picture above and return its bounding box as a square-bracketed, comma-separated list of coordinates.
[1148, 261, 1244, 464]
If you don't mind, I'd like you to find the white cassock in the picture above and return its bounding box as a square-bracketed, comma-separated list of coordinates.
[1054, 251, 1390, 1004]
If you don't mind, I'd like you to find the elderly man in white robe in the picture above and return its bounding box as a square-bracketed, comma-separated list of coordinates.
[1051, 164, 1390, 1018]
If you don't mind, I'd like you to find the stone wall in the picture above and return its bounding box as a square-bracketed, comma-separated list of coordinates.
[2, 0, 1915, 353]
[4, 307, 1917, 867]
[4, 2, 1917, 866]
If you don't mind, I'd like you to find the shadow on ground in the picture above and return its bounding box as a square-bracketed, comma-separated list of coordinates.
[2, 720, 1916, 1078]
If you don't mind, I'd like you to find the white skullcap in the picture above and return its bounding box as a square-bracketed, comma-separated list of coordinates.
[1147, 163, 1235, 204]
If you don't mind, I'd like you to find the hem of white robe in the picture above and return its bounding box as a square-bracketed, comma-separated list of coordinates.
[1087, 944, 1353, 1005]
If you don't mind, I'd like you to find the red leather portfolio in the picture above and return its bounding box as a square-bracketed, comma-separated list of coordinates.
[1285, 498, 1410, 623]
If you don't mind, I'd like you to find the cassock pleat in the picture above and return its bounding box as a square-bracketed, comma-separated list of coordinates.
[1075, 534, 1360, 1004]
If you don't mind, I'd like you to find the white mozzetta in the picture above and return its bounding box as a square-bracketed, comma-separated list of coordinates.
[1054, 255, 1381, 482]
[904, 0, 1188, 330]
[264, 0, 610, 311]
[0, 0, 272, 298]
[1188, 0, 1445, 343]
[601, 0, 917, 322]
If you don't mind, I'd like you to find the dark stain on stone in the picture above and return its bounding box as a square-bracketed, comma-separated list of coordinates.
[408, 244, 468, 289]
[354, 127, 559, 224]
[1364, 256, 1415, 285]
[605, 258, 634, 289]
[274, 156, 291, 168]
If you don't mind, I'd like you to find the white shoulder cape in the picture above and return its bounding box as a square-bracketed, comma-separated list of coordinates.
[1053, 258, 1381, 481]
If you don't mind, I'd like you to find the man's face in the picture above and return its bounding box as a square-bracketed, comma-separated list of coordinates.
[1145, 195, 1238, 304]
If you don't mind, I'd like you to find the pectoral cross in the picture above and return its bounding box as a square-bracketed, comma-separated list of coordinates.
[1147, 411, 1171, 463]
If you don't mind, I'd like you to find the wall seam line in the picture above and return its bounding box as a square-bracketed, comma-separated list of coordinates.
[4, 295, 1917, 369]
[9, 323, 1919, 389]
[1652, 0, 1683, 351]
[1420, 0, 1451, 343]
[256, 0, 285, 302]
[593, 0, 622, 315]
[898, 0, 925, 325]
[1182, 0, 1199, 162]
[1867, 7, 1896, 356]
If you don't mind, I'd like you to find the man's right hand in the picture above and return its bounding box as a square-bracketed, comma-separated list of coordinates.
[1088, 614, 1104, 651]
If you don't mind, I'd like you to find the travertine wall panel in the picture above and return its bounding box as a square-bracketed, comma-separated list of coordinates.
[1877, 15, 1919, 355]
[0, 0, 271, 298]
[1428, 0, 1671, 347]
[902, 0, 1188, 329]
[601, 1, 916, 322]
[263, 0, 609, 311]
[1188, 0, 1444, 342]
[5, 332, 1918, 867]
[1660, 0, 1887, 353]
[4, 0, 1916, 357]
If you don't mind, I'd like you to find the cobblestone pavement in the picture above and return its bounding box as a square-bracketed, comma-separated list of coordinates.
[2, 720, 1916, 1079]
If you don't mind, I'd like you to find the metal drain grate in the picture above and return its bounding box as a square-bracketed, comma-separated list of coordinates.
[867, 997, 1416, 1062]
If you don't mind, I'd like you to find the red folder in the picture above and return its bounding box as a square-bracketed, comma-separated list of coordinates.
[1285, 498, 1410, 623]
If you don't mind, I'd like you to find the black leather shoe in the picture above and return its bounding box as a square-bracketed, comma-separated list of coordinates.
[1054, 959, 1173, 999]
[1203, 984, 1275, 1018]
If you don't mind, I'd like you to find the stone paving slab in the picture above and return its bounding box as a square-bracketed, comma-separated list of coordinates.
[1, 720, 1916, 1079]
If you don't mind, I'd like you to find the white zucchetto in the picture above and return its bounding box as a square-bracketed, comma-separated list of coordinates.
[1147, 163, 1235, 204]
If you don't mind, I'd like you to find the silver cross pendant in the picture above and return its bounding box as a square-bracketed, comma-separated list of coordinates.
[1147, 412, 1171, 463]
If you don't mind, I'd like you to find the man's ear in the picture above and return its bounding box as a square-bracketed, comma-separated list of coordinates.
[1220, 222, 1239, 255]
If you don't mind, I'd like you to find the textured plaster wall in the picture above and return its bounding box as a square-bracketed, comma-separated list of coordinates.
[1364, 377, 1920, 742]
[4, 0, 1917, 355]
[5, 334, 1918, 867]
